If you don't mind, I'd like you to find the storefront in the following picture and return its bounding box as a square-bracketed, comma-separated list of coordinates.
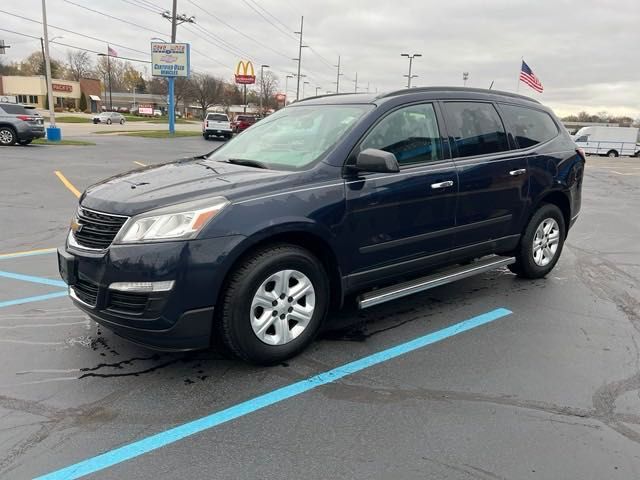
[0, 75, 102, 112]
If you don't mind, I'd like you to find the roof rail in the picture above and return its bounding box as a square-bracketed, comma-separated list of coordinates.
[377, 86, 541, 104]
[295, 92, 370, 103]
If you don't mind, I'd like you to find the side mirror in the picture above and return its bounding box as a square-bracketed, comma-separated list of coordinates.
[354, 148, 400, 173]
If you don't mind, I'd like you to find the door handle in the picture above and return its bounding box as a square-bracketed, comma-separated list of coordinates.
[431, 180, 454, 189]
[509, 169, 527, 176]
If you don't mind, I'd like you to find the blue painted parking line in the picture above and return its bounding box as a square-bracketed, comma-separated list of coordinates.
[35, 307, 512, 480]
[0, 291, 68, 309]
[0, 271, 67, 288]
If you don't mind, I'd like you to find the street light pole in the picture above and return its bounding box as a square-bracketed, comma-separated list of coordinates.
[294, 16, 304, 101]
[463, 71, 469, 87]
[285, 74, 294, 103]
[335, 55, 342, 94]
[353, 72, 358, 93]
[260, 64, 269, 114]
[315, 86, 321, 96]
[401, 53, 421, 88]
[41, 0, 55, 127]
[302, 81, 310, 98]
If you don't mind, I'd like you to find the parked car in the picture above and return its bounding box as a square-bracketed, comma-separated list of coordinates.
[203, 112, 233, 140]
[58, 87, 584, 364]
[118, 107, 130, 114]
[93, 112, 125, 125]
[153, 109, 163, 117]
[573, 126, 640, 157]
[232, 114, 257, 133]
[0, 102, 45, 146]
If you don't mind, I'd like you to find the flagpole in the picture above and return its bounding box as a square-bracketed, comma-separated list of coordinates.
[516, 57, 522, 93]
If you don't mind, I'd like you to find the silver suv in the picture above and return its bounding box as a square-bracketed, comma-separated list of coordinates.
[0, 103, 45, 146]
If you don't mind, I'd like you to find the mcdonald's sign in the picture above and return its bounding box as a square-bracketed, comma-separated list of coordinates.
[235, 60, 256, 85]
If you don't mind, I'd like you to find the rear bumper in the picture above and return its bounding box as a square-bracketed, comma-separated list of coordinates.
[17, 127, 45, 140]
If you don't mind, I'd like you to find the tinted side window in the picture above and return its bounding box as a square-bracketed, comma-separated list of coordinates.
[1, 104, 29, 115]
[360, 103, 442, 166]
[444, 102, 509, 157]
[500, 104, 559, 148]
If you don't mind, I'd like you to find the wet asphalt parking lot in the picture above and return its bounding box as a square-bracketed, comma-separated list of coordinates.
[1, 136, 639, 479]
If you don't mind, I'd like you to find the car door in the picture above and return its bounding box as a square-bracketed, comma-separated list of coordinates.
[441, 101, 529, 255]
[343, 102, 458, 289]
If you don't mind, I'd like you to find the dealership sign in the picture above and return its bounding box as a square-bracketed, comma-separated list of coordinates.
[235, 60, 256, 85]
[151, 42, 190, 77]
[138, 104, 153, 115]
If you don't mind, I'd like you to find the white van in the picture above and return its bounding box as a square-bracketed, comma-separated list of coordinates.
[573, 126, 640, 157]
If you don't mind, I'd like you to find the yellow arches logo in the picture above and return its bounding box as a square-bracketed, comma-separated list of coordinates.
[235, 60, 256, 85]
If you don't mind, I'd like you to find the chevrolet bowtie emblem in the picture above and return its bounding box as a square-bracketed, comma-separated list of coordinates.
[70, 219, 83, 233]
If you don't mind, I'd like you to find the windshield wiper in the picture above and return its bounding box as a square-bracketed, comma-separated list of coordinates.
[226, 158, 269, 169]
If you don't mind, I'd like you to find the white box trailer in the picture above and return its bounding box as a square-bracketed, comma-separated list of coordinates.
[573, 126, 640, 157]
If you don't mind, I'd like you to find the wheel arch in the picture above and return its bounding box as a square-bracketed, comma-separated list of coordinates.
[216, 226, 345, 314]
[531, 189, 571, 234]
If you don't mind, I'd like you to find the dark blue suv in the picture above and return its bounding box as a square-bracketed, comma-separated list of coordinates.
[58, 87, 585, 364]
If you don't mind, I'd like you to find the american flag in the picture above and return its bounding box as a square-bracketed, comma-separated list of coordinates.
[107, 45, 118, 57]
[519, 60, 543, 93]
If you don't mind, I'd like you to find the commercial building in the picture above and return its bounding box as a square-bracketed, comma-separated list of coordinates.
[0, 75, 102, 112]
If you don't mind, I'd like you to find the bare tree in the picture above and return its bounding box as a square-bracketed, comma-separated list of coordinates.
[66, 50, 93, 81]
[259, 71, 279, 111]
[189, 74, 224, 119]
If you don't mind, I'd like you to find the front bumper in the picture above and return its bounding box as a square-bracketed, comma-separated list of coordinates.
[58, 234, 245, 351]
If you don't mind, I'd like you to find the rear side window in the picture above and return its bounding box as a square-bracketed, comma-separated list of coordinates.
[360, 103, 443, 166]
[0, 104, 29, 115]
[574, 135, 589, 142]
[207, 114, 228, 121]
[444, 102, 509, 157]
[500, 104, 559, 148]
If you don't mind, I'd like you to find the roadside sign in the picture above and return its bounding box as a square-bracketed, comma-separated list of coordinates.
[151, 43, 190, 77]
[235, 60, 256, 85]
[138, 104, 153, 115]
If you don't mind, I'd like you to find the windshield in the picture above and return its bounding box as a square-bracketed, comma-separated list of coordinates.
[209, 104, 372, 170]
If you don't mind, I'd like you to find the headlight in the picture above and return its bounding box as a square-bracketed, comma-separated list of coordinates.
[115, 197, 229, 243]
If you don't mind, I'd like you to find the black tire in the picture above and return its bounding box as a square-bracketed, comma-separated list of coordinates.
[0, 126, 17, 146]
[120, 119, 125, 125]
[18, 139, 32, 145]
[218, 244, 329, 365]
[107, 119, 112, 125]
[203, 133, 210, 140]
[607, 150, 618, 158]
[508, 203, 566, 279]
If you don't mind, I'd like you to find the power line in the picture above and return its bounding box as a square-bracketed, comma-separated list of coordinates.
[245, 0, 297, 38]
[187, 0, 291, 61]
[62, 0, 168, 38]
[241, 0, 297, 41]
[0, 8, 149, 56]
[120, 0, 164, 15]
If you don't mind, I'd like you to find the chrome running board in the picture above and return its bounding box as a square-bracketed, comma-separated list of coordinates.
[357, 255, 515, 309]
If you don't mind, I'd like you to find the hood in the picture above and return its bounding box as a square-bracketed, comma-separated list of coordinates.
[81, 158, 292, 216]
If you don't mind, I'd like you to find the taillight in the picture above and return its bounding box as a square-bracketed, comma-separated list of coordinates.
[576, 148, 586, 162]
[17, 115, 33, 121]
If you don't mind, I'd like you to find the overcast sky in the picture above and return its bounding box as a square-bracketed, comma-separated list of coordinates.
[2, 0, 639, 117]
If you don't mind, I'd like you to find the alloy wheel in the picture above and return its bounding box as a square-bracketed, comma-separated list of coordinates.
[532, 218, 560, 266]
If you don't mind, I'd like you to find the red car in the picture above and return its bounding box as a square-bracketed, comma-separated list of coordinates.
[232, 115, 257, 133]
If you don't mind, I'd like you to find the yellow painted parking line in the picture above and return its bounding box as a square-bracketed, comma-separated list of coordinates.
[0, 247, 57, 259]
[54, 171, 81, 198]
[610, 170, 640, 176]
[134, 161, 147, 167]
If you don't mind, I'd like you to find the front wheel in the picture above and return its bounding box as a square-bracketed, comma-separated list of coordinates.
[509, 204, 566, 279]
[218, 244, 329, 365]
[120, 119, 125, 125]
[106, 119, 112, 125]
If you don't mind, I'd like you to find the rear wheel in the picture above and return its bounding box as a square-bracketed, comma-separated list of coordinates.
[509, 203, 566, 279]
[218, 244, 329, 365]
[0, 127, 16, 146]
[607, 150, 618, 158]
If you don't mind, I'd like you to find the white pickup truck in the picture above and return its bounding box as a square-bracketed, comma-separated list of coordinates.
[573, 126, 640, 157]
[202, 112, 233, 140]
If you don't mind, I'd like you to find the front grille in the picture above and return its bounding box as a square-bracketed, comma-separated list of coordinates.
[73, 278, 99, 307]
[73, 207, 128, 250]
[107, 291, 149, 315]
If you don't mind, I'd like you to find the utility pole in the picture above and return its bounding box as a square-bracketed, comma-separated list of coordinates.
[107, 49, 113, 110]
[260, 64, 269, 115]
[294, 16, 304, 101]
[366, 82, 370, 93]
[162, 0, 194, 134]
[401, 53, 421, 88]
[463, 71, 469, 87]
[353, 72, 358, 93]
[41, 0, 56, 131]
[334, 55, 342, 94]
